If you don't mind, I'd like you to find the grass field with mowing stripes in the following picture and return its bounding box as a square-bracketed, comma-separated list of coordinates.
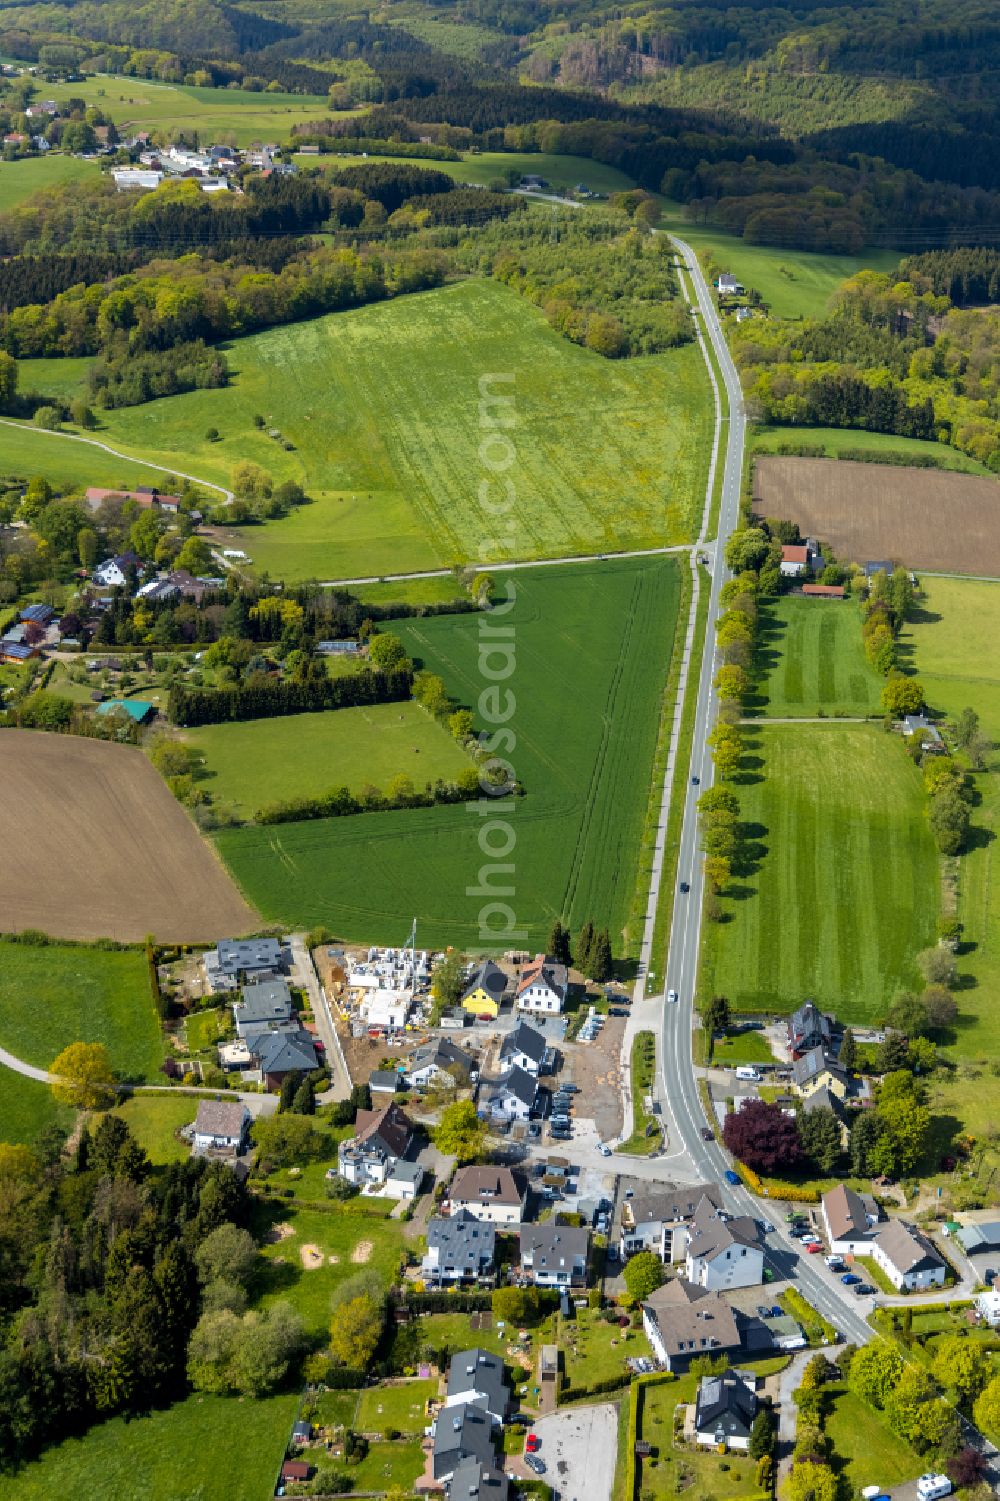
[215, 557, 681, 951]
[700, 724, 937, 1022]
[751, 595, 883, 718]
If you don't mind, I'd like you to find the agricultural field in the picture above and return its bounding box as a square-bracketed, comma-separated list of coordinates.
[752, 456, 1000, 575]
[904, 576, 1000, 1055]
[751, 595, 883, 717]
[36, 74, 333, 147]
[752, 424, 992, 476]
[0, 939, 161, 1080]
[215, 556, 681, 950]
[349, 574, 469, 606]
[699, 724, 938, 1022]
[0, 154, 97, 213]
[93, 279, 711, 578]
[254, 1202, 406, 1336]
[0, 1392, 297, 1501]
[0, 731, 256, 942]
[185, 701, 473, 817]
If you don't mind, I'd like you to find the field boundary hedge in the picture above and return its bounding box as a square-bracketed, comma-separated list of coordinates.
[168, 665, 411, 726]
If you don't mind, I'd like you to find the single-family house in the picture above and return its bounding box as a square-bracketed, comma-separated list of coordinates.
[85, 486, 180, 513]
[432, 1402, 496, 1482]
[902, 714, 944, 749]
[484, 1064, 537, 1122]
[192, 1099, 250, 1158]
[207, 937, 285, 991]
[449, 1165, 525, 1225]
[95, 699, 156, 726]
[0, 638, 37, 664]
[975, 1289, 1000, 1327]
[787, 1002, 834, 1058]
[254, 1027, 317, 1089]
[18, 602, 56, 628]
[407, 1037, 475, 1089]
[423, 1210, 496, 1286]
[360, 988, 411, 1034]
[383, 1158, 424, 1202]
[445, 1348, 511, 1423]
[792, 1047, 849, 1100]
[92, 553, 141, 588]
[684, 1200, 764, 1291]
[499, 1020, 549, 1078]
[780, 544, 810, 578]
[642, 1279, 769, 1372]
[461, 960, 508, 1018]
[865, 560, 894, 580]
[515, 954, 568, 1014]
[338, 1101, 414, 1187]
[693, 1370, 758, 1452]
[871, 1220, 947, 1292]
[620, 1183, 723, 1263]
[232, 977, 293, 1036]
[280, 1460, 312, 1484]
[717, 273, 744, 295]
[447, 1459, 510, 1501]
[519, 1223, 589, 1288]
[957, 1221, 1000, 1256]
[821, 1184, 882, 1254]
[801, 1086, 850, 1149]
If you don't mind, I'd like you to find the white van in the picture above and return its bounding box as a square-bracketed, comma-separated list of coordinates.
[735, 1066, 762, 1082]
[917, 1476, 952, 1501]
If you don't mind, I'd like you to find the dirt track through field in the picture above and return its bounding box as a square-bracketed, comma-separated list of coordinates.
[753, 456, 1000, 575]
[0, 731, 257, 941]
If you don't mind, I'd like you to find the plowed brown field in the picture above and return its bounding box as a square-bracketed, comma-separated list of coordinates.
[753, 456, 1000, 574]
[0, 731, 257, 941]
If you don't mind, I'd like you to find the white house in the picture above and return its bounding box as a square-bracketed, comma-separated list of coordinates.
[685, 1200, 764, 1291]
[338, 1102, 413, 1187]
[694, 1370, 757, 1451]
[519, 1224, 589, 1288]
[870, 1221, 947, 1292]
[619, 1183, 723, 1264]
[407, 1038, 475, 1089]
[485, 1065, 536, 1122]
[498, 1020, 548, 1078]
[192, 1100, 250, 1157]
[360, 988, 411, 1032]
[423, 1211, 496, 1286]
[717, 273, 744, 295]
[448, 1166, 525, 1226]
[113, 168, 163, 191]
[821, 1184, 882, 1254]
[975, 1289, 1000, 1327]
[93, 554, 139, 588]
[515, 955, 567, 1015]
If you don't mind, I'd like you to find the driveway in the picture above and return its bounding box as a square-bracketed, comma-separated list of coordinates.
[528, 1402, 618, 1501]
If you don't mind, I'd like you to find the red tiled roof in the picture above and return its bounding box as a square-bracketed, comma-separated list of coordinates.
[781, 545, 809, 562]
[801, 584, 844, 597]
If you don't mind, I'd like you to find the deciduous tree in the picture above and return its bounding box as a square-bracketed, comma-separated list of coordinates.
[848, 1339, 903, 1409]
[50, 1041, 115, 1110]
[722, 1099, 804, 1174]
[621, 1250, 664, 1305]
[329, 1292, 384, 1369]
[434, 1100, 486, 1163]
[881, 672, 924, 716]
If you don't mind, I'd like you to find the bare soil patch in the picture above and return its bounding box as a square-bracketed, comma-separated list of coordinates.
[753, 456, 1000, 575]
[0, 731, 257, 941]
[300, 1243, 324, 1270]
[351, 1238, 374, 1264]
[265, 1222, 294, 1245]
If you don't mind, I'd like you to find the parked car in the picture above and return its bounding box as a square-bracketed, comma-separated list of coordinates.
[824, 1255, 843, 1268]
[806, 1242, 823, 1254]
[854, 1283, 875, 1296]
[701, 1127, 714, 1141]
[598, 1143, 611, 1157]
[760, 1220, 775, 1234]
[802, 1233, 821, 1245]
[841, 1272, 861, 1286]
[559, 1083, 580, 1093]
[526, 1435, 541, 1453]
[608, 1007, 627, 1017]
[525, 1455, 546, 1475]
[756, 1304, 772, 1318]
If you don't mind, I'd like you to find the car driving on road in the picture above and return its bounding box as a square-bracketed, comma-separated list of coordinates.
[667, 989, 678, 1004]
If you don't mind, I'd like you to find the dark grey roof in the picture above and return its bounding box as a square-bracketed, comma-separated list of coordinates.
[217, 938, 283, 974]
[500, 1021, 547, 1065]
[875, 1220, 946, 1277]
[462, 960, 508, 1002]
[433, 1402, 496, 1479]
[520, 1223, 589, 1270]
[409, 1038, 474, 1078]
[497, 1066, 537, 1108]
[448, 1459, 510, 1501]
[789, 1002, 832, 1047]
[370, 1070, 401, 1091]
[235, 977, 292, 1026]
[686, 1199, 761, 1264]
[622, 1181, 722, 1227]
[958, 1221, 1000, 1253]
[427, 1211, 496, 1267]
[446, 1349, 509, 1417]
[253, 1027, 316, 1074]
[792, 1047, 847, 1089]
[694, 1372, 757, 1436]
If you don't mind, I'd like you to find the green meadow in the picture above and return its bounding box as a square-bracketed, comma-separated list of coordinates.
[186, 701, 472, 816]
[0, 421, 176, 493]
[254, 1202, 406, 1337]
[0, 1071, 70, 1145]
[0, 940, 161, 1081]
[112, 1093, 198, 1164]
[86, 279, 711, 577]
[0, 1393, 297, 1501]
[700, 724, 938, 1022]
[904, 575, 1000, 1056]
[0, 154, 97, 213]
[216, 556, 681, 951]
[751, 595, 883, 718]
[300, 148, 637, 196]
[752, 424, 992, 476]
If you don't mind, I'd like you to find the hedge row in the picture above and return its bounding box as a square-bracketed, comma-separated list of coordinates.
[167, 665, 412, 726]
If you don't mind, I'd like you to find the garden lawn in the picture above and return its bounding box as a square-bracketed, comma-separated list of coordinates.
[700, 724, 938, 1022]
[753, 425, 992, 476]
[0, 940, 162, 1081]
[185, 1006, 230, 1055]
[824, 1383, 922, 1492]
[355, 1378, 438, 1434]
[562, 1309, 651, 1389]
[711, 1030, 774, 1066]
[0, 154, 96, 213]
[751, 596, 884, 718]
[254, 1203, 406, 1336]
[347, 1439, 425, 1491]
[96, 280, 712, 578]
[0, 1393, 297, 1501]
[310, 1389, 361, 1431]
[903, 576, 1000, 1057]
[637, 1376, 764, 1501]
[0, 1067, 70, 1145]
[112, 1093, 197, 1164]
[215, 557, 681, 951]
[185, 702, 472, 817]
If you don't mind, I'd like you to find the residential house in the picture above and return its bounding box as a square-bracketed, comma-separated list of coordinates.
[0, 638, 38, 664]
[370, 1069, 403, 1099]
[254, 1027, 317, 1089]
[423, 1210, 496, 1286]
[407, 1037, 475, 1089]
[515, 955, 568, 1015]
[484, 1065, 536, 1122]
[821, 1185, 882, 1254]
[693, 1370, 758, 1452]
[448, 1166, 525, 1225]
[801, 1086, 850, 1149]
[871, 1220, 947, 1292]
[957, 1221, 1000, 1256]
[792, 1047, 849, 1100]
[85, 486, 180, 513]
[432, 1402, 496, 1483]
[519, 1224, 589, 1288]
[338, 1102, 414, 1188]
[233, 977, 293, 1036]
[717, 273, 744, 295]
[280, 1461, 312, 1485]
[206, 937, 285, 991]
[787, 1001, 834, 1058]
[95, 699, 156, 726]
[780, 544, 811, 578]
[93, 553, 142, 588]
[18, 603, 56, 629]
[384, 1158, 424, 1202]
[445, 1348, 511, 1423]
[499, 1020, 549, 1078]
[864, 560, 894, 580]
[684, 1200, 764, 1291]
[975, 1289, 1000, 1327]
[902, 714, 944, 749]
[192, 1099, 250, 1157]
[619, 1183, 723, 1263]
[642, 1279, 770, 1372]
[360, 988, 411, 1035]
[461, 960, 509, 1018]
[447, 1459, 510, 1501]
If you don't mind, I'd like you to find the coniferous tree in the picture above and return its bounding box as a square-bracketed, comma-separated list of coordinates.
[590, 929, 613, 982]
[576, 921, 595, 975]
[548, 920, 572, 966]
